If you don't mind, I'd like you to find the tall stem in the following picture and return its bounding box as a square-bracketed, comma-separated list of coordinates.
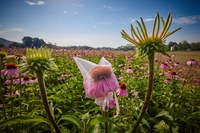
[132, 54, 154, 133]
[36, 70, 61, 133]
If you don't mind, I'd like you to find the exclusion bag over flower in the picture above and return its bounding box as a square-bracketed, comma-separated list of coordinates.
[74, 57, 120, 115]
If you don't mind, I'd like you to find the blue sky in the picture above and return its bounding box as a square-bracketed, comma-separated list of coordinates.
[0, 0, 200, 48]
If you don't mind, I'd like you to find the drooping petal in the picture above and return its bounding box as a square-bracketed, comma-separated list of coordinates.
[74, 57, 97, 79]
[84, 73, 119, 98]
[114, 92, 120, 117]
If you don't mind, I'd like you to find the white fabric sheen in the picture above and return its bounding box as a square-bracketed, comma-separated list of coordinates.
[74, 57, 97, 79]
[74, 57, 111, 79]
[98, 57, 112, 66]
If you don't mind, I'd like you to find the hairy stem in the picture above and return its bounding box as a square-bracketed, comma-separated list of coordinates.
[36, 70, 61, 133]
[132, 54, 154, 132]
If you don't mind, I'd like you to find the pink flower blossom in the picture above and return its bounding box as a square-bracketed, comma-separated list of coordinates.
[116, 82, 128, 97]
[126, 66, 133, 73]
[166, 71, 179, 78]
[74, 57, 120, 116]
[164, 78, 171, 83]
[133, 91, 139, 97]
[1, 63, 19, 78]
[160, 62, 170, 69]
[196, 78, 200, 84]
[186, 59, 198, 66]
[174, 62, 180, 67]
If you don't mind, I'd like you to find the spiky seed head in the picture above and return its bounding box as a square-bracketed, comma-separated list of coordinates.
[0, 51, 7, 59]
[22, 47, 57, 73]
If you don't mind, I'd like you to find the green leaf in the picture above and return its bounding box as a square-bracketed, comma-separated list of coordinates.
[58, 115, 83, 129]
[156, 111, 173, 121]
[0, 116, 50, 128]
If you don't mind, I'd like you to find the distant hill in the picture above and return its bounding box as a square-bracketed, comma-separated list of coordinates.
[0, 37, 14, 47]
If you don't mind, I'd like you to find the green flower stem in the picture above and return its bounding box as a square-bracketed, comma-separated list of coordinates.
[36, 70, 61, 133]
[103, 111, 108, 133]
[132, 54, 154, 132]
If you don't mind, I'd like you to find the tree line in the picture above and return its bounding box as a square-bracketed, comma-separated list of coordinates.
[0, 36, 199, 51]
[167, 41, 200, 51]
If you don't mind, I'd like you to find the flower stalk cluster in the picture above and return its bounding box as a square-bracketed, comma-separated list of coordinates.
[121, 12, 181, 132]
[24, 47, 61, 133]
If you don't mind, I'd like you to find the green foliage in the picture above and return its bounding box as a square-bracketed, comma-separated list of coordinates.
[0, 49, 199, 132]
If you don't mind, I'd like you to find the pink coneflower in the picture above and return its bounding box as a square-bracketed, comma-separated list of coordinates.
[0, 104, 3, 109]
[164, 78, 171, 83]
[15, 54, 25, 60]
[154, 59, 158, 64]
[126, 66, 133, 73]
[30, 77, 37, 83]
[140, 66, 146, 70]
[116, 82, 128, 97]
[187, 59, 198, 66]
[166, 71, 179, 78]
[85, 66, 118, 98]
[174, 62, 180, 67]
[1, 63, 19, 78]
[74, 57, 120, 115]
[118, 64, 124, 67]
[133, 91, 139, 97]
[21, 76, 30, 85]
[61, 72, 71, 77]
[196, 78, 200, 84]
[118, 75, 124, 81]
[160, 62, 170, 69]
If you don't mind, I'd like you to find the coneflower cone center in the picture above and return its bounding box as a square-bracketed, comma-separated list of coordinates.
[171, 72, 177, 75]
[119, 82, 126, 90]
[23, 76, 30, 81]
[90, 66, 112, 81]
[6, 63, 17, 69]
[31, 77, 36, 80]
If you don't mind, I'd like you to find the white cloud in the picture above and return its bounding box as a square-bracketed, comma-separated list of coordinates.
[130, 15, 200, 25]
[25, 0, 45, 6]
[0, 28, 23, 35]
[64, 11, 68, 14]
[131, 18, 154, 23]
[102, 5, 119, 11]
[174, 15, 200, 24]
[74, 11, 78, 15]
[144, 18, 154, 22]
[97, 21, 112, 25]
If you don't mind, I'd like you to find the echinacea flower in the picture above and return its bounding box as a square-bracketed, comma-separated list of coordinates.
[133, 91, 139, 97]
[166, 71, 179, 78]
[164, 78, 171, 83]
[160, 62, 170, 69]
[15, 53, 25, 61]
[121, 12, 181, 132]
[30, 77, 38, 83]
[116, 82, 128, 97]
[21, 76, 30, 85]
[196, 78, 200, 84]
[186, 59, 198, 66]
[126, 66, 133, 73]
[74, 57, 120, 115]
[1, 63, 19, 78]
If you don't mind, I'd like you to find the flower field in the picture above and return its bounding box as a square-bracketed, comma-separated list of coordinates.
[0, 48, 200, 133]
